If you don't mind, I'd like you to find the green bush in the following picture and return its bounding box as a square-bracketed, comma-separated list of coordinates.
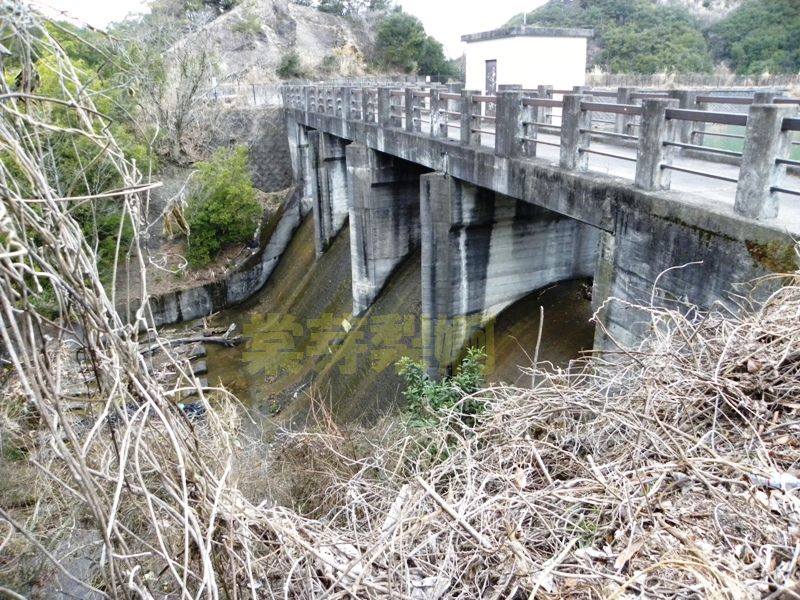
[397, 346, 486, 428]
[186, 146, 261, 268]
[277, 52, 307, 79]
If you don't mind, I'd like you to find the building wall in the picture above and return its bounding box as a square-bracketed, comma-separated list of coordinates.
[464, 36, 588, 92]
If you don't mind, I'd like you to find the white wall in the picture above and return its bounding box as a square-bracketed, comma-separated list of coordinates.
[464, 36, 588, 92]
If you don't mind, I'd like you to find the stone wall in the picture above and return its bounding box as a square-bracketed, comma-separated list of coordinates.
[217, 106, 293, 192]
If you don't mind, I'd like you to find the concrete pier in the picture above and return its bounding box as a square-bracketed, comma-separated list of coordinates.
[421, 173, 600, 375]
[346, 144, 429, 315]
[307, 132, 350, 255]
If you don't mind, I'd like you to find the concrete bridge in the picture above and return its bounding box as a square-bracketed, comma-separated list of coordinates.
[281, 83, 800, 375]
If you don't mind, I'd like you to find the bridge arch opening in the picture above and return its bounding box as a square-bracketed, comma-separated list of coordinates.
[420, 173, 603, 377]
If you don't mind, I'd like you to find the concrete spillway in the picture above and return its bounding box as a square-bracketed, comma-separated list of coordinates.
[203, 215, 595, 425]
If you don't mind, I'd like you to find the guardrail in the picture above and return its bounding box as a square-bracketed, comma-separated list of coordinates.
[282, 83, 800, 220]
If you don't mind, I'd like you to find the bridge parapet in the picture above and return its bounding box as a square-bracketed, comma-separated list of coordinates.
[283, 83, 800, 220]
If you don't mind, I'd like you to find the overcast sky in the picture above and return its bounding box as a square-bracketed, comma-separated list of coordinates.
[32, 0, 546, 57]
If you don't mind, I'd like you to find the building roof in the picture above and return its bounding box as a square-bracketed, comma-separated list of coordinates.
[461, 26, 594, 43]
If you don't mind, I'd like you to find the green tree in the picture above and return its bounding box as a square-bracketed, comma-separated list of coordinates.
[291, 0, 394, 16]
[508, 0, 713, 74]
[1, 19, 154, 279]
[374, 11, 455, 77]
[709, 0, 800, 75]
[186, 146, 262, 267]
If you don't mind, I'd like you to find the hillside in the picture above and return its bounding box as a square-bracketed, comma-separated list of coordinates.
[508, 0, 800, 75]
[655, 0, 742, 22]
[179, 0, 377, 82]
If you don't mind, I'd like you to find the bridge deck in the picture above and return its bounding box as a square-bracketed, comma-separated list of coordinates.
[284, 84, 800, 238]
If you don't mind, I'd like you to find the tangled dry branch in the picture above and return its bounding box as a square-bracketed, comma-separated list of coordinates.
[1, 4, 799, 599]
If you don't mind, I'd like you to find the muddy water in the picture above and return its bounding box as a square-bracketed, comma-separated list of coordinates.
[202, 216, 595, 426]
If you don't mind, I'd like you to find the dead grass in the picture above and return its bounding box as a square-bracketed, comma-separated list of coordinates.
[2, 5, 799, 598]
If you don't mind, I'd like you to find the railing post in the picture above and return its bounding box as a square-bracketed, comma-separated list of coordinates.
[692, 93, 707, 145]
[405, 87, 416, 132]
[615, 86, 634, 134]
[341, 87, 352, 119]
[559, 94, 590, 171]
[734, 104, 795, 219]
[753, 91, 777, 104]
[667, 90, 699, 144]
[460, 90, 480, 146]
[521, 93, 539, 157]
[537, 84, 553, 124]
[495, 90, 524, 158]
[305, 86, 314, 112]
[362, 88, 371, 123]
[378, 87, 392, 127]
[447, 82, 464, 115]
[429, 87, 448, 138]
[635, 98, 678, 191]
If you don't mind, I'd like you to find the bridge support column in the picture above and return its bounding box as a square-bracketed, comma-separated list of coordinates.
[420, 173, 600, 378]
[295, 126, 318, 217]
[307, 132, 350, 256]
[346, 144, 424, 316]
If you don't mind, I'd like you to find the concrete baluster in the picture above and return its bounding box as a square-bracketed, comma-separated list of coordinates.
[521, 92, 539, 158]
[405, 87, 416, 132]
[378, 87, 392, 127]
[429, 87, 448, 138]
[559, 94, 590, 171]
[753, 91, 777, 104]
[460, 90, 480, 146]
[537, 84, 553, 124]
[305, 86, 314, 113]
[634, 98, 678, 191]
[391, 89, 403, 127]
[734, 104, 795, 219]
[615, 87, 634, 135]
[341, 87, 352, 119]
[362, 88, 372, 123]
[668, 90, 699, 144]
[447, 82, 464, 117]
[692, 94, 707, 145]
[495, 90, 524, 158]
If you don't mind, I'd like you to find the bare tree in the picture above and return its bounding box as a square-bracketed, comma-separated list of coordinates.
[114, 5, 220, 163]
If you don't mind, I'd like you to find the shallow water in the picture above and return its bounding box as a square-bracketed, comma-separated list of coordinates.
[201, 216, 595, 426]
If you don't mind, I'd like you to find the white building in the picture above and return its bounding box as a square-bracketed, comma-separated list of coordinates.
[461, 26, 593, 93]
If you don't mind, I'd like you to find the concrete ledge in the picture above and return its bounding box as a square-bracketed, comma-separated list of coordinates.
[461, 26, 594, 43]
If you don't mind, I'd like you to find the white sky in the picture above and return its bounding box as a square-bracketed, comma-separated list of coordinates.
[31, 0, 547, 58]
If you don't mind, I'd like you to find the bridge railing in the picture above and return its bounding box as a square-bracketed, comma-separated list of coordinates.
[282, 83, 800, 220]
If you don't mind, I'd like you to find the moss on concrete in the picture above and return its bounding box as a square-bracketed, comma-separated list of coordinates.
[746, 239, 799, 273]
